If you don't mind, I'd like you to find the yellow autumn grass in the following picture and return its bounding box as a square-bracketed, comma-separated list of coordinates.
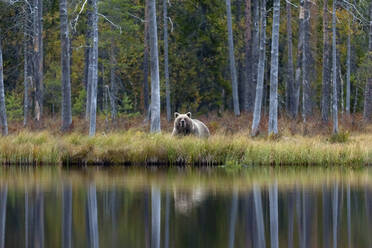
[0, 130, 370, 166]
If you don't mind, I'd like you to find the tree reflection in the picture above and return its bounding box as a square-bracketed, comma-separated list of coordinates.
[269, 183, 278, 248]
[62, 183, 72, 248]
[228, 190, 238, 248]
[0, 185, 7, 248]
[87, 184, 99, 248]
[151, 186, 161, 248]
[253, 184, 266, 248]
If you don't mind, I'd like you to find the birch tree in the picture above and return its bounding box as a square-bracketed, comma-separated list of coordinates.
[226, 0, 240, 116]
[268, 0, 280, 135]
[143, 0, 150, 117]
[33, 0, 43, 122]
[346, 11, 351, 115]
[163, 0, 171, 121]
[85, 0, 93, 121]
[332, 0, 338, 133]
[322, 0, 331, 122]
[60, 0, 72, 131]
[251, 0, 266, 136]
[149, 0, 161, 132]
[294, 2, 304, 118]
[0, 31, 8, 136]
[250, 0, 260, 112]
[89, 0, 99, 136]
[364, 3, 372, 121]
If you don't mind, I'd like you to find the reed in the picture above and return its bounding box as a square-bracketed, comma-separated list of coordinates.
[0, 130, 371, 166]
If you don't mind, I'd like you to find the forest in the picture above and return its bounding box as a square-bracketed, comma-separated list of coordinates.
[0, 0, 372, 165]
[0, 0, 371, 136]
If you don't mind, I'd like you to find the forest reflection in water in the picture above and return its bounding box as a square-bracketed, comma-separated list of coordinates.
[0, 166, 371, 248]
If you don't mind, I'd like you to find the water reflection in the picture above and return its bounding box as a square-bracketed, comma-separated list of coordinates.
[0, 166, 370, 248]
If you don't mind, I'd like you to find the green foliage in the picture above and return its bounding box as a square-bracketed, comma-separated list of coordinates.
[72, 89, 86, 116]
[329, 130, 350, 144]
[5, 91, 23, 121]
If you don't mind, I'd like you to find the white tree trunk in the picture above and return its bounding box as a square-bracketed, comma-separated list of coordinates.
[251, 0, 266, 136]
[89, 0, 99, 136]
[226, 0, 240, 116]
[346, 18, 351, 114]
[0, 33, 8, 136]
[163, 0, 171, 122]
[149, 0, 161, 132]
[332, 0, 338, 133]
[268, 0, 280, 135]
[60, 0, 72, 131]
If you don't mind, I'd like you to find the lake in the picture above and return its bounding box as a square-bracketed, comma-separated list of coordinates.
[0, 166, 371, 248]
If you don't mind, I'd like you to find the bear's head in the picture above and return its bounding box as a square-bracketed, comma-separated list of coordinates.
[174, 112, 193, 134]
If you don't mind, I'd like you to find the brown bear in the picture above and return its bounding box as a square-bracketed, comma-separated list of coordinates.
[172, 112, 210, 138]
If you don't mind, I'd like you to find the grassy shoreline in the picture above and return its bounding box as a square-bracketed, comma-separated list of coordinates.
[0, 130, 371, 166]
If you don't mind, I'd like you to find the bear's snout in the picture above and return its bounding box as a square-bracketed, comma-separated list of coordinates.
[180, 119, 186, 127]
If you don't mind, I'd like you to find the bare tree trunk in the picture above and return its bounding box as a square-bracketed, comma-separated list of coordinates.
[226, 0, 240, 116]
[269, 183, 278, 248]
[163, 0, 171, 121]
[353, 86, 358, 113]
[151, 186, 161, 248]
[346, 16, 351, 114]
[0, 32, 8, 136]
[89, 0, 99, 136]
[286, 1, 295, 118]
[85, 0, 93, 121]
[332, 0, 338, 133]
[251, 0, 266, 136]
[294, 2, 304, 118]
[110, 41, 117, 121]
[322, 0, 331, 122]
[23, 8, 29, 127]
[143, 0, 150, 117]
[364, 3, 372, 121]
[250, 0, 259, 112]
[33, 0, 43, 122]
[149, 0, 161, 132]
[87, 184, 99, 248]
[243, 0, 252, 112]
[268, 0, 280, 135]
[302, 0, 311, 123]
[60, 0, 72, 131]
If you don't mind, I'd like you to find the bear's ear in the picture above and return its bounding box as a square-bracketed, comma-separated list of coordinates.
[186, 112, 192, 118]
[174, 112, 180, 118]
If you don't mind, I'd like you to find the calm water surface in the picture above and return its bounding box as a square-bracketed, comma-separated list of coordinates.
[0, 166, 371, 248]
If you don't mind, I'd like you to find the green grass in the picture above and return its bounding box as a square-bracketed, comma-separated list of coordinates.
[0, 130, 371, 166]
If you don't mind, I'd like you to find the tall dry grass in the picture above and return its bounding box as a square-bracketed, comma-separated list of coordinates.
[0, 129, 371, 166]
